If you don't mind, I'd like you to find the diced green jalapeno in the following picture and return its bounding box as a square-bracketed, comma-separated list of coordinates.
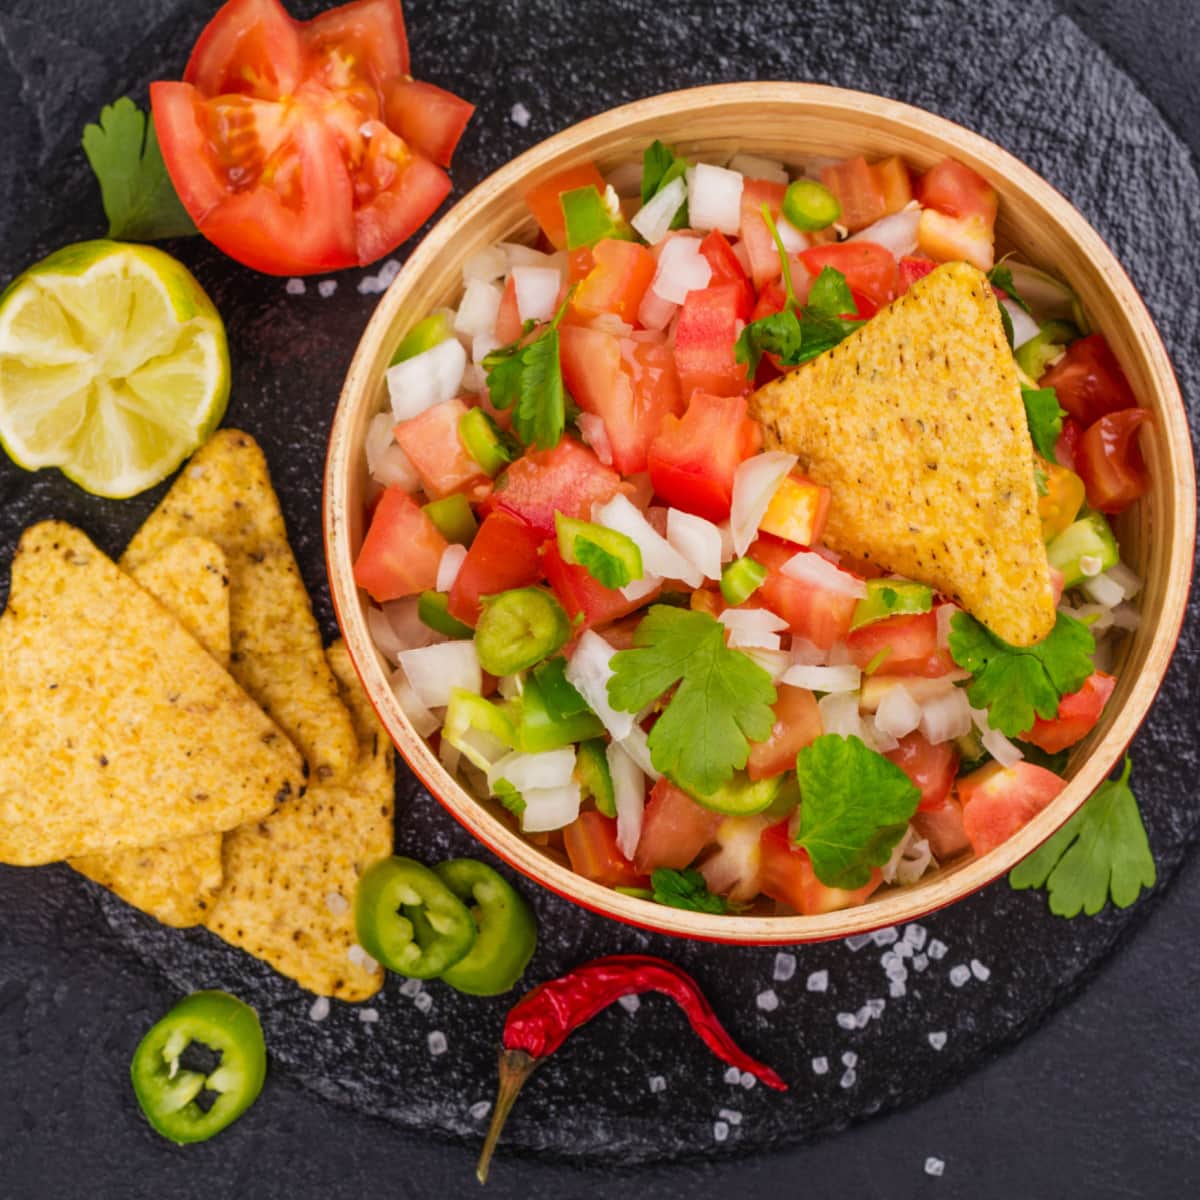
[421, 494, 478, 545]
[1014, 319, 1079, 381]
[434, 859, 538, 996]
[762, 773, 801, 822]
[474, 587, 571, 676]
[459, 408, 520, 477]
[560, 184, 632, 250]
[355, 856, 477, 979]
[443, 688, 517, 769]
[781, 179, 842, 232]
[720, 556, 767, 606]
[555, 512, 643, 588]
[515, 664, 604, 753]
[390, 312, 453, 365]
[689, 771, 781, 816]
[1046, 509, 1119, 589]
[130, 991, 266, 1145]
[418, 591, 475, 639]
[850, 578, 934, 630]
[575, 737, 616, 817]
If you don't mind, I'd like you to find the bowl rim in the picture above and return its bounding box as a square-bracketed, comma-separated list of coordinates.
[324, 80, 1196, 944]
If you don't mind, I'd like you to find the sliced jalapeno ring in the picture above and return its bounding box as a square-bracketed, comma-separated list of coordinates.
[474, 587, 571, 676]
[130, 990, 266, 1145]
[355, 855, 477, 979]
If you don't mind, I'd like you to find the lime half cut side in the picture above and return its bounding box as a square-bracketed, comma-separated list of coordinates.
[0, 239, 230, 498]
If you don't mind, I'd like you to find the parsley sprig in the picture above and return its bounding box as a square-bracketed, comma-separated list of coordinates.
[651, 867, 726, 914]
[987, 262, 1032, 315]
[607, 606, 776, 797]
[1022, 386, 1066, 462]
[1009, 756, 1155, 916]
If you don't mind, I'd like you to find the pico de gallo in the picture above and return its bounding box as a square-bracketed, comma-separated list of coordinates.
[354, 141, 1149, 917]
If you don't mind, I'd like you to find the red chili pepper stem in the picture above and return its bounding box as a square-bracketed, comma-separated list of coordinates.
[476, 1048, 539, 1185]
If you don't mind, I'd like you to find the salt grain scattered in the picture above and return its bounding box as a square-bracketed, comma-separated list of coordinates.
[359, 1007, 379, 1024]
[925, 1156, 945, 1177]
[347, 944, 379, 973]
[399, 977, 423, 998]
[414, 991, 433, 1014]
[840, 1068, 857, 1089]
[718, 1108, 743, 1126]
[866, 998, 886, 1018]
[836, 1011, 857, 1030]
[285, 278, 306, 295]
[309, 996, 330, 1022]
[324, 891, 350, 916]
[648, 1075, 667, 1094]
[358, 259, 401, 295]
[881, 950, 899, 969]
[318, 280, 338, 298]
[428, 1031, 448, 1056]
[739, 1071, 757, 1090]
[913, 953, 930, 973]
[812, 1056, 829, 1075]
[806, 970, 829, 993]
[511, 102, 531, 127]
[970, 958, 991, 982]
[713, 1120, 730, 1143]
[855, 1005, 873, 1028]
[894, 940, 914, 959]
[928, 938, 948, 960]
[889, 980, 907, 998]
[724, 1066, 742, 1085]
[756, 989, 779, 1012]
[904, 924, 928, 950]
[887, 960, 908, 982]
[470, 1101, 492, 1121]
[928, 1031, 947, 1051]
[845, 933, 874, 951]
[618, 994, 641, 1014]
[841, 1051, 858, 1068]
[773, 952, 797, 982]
[949, 964, 971, 988]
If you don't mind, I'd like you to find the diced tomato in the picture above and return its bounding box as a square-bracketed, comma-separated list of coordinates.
[758, 474, 831, 547]
[384, 79, 474, 168]
[917, 159, 998, 224]
[759, 822, 883, 915]
[911, 796, 971, 860]
[647, 392, 762, 522]
[494, 274, 522, 345]
[567, 246, 595, 285]
[563, 811, 648, 888]
[1038, 460, 1087, 542]
[884, 732, 958, 812]
[750, 538, 859, 651]
[698, 230, 755, 321]
[634, 778, 722, 873]
[820, 157, 887, 232]
[1022, 671, 1116, 754]
[799, 242, 897, 308]
[672, 284, 750, 400]
[571, 239, 657, 322]
[543, 541, 654, 631]
[846, 611, 955, 677]
[485, 437, 623, 534]
[1076, 408, 1152, 513]
[1040, 334, 1139, 426]
[392, 397, 488, 500]
[897, 255, 937, 293]
[353, 485, 447, 602]
[739, 179, 789, 289]
[747, 685, 823, 780]
[958, 762, 1066, 856]
[872, 156, 914, 215]
[1055, 417, 1084, 473]
[524, 161, 607, 250]
[447, 510, 545, 626]
[560, 325, 682, 475]
[916, 208, 993, 272]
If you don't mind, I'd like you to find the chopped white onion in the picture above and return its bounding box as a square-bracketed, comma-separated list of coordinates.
[780, 549, 868, 598]
[860, 673, 963, 713]
[667, 509, 723, 581]
[498, 241, 557, 269]
[605, 159, 645, 196]
[497, 673, 524, 699]
[576, 412, 614, 466]
[650, 236, 712, 304]
[874, 683, 923, 739]
[741, 646, 792, 681]
[726, 152, 789, 183]
[782, 662, 862, 693]
[383, 595, 441, 648]
[593, 494, 702, 587]
[471, 333, 501, 364]
[1081, 571, 1125, 608]
[620, 573, 663, 604]
[462, 246, 508, 285]
[436, 543, 468, 593]
[850, 207, 920, 258]
[512, 266, 562, 324]
[730, 451, 797, 557]
[365, 413, 421, 491]
[564, 631, 634, 741]
[818, 691, 864, 739]
[919, 687, 972, 744]
[488, 748, 575, 794]
[1002, 298, 1041, 349]
[367, 605, 417, 664]
[454, 278, 503, 338]
[969, 707, 1024, 767]
[1069, 602, 1114, 632]
[388, 668, 440, 736]
[790, 637, 828, 666]
[883, 827, 935, 885]
[715, 520, 736, 564]
[438, 736, 461, 776]
[631, 175, 687, 245]
[776, 216, 809, 254]
[935, 602, 960, 650]
[684, 163, 744, 235]
[1004, 261, 1080, 323]
[462, 363, 487, 395]
[1110, 603, 1141, 632]
[863, 714, 899, 753]
[618, 724, 661, 780]
[719, 607, 790, 651]
[607, 742, 647, 860]
[520, 783, 583, 833]
[1106, 561, 1143, 599]
[397, 641, 481, 709]
[699, 815, 769, 902]
[386, 338, 467, 421]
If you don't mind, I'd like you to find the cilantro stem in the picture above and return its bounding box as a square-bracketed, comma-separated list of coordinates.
[760, 202, 799, 313]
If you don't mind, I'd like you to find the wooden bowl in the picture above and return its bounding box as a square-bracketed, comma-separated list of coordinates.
[324, 82, 1195, 943]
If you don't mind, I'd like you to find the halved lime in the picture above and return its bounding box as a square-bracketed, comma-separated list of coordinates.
[0, 239, 229, 498]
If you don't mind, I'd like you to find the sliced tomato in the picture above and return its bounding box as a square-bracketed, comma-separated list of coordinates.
[757, 474, 831, 547]
[634, 778, 722, 873]
[564, 811, 648, 888]
[393, 397, 489, 500]
[699, 230, 755, 321]
[958, 762, 1066, 856]
[897, 255, 937, 293]
[917, 159, 998, 224]
[543, 541, 654, 631]
[750, 538, 859, 651]
[820, 156, 887, 232]
[571, 239, 657, 322]
[1021, 671, 1116, 753]
[647, 392, 761, 522]
[353, 485, 447, 601]
[884, 732, 958, 812]
[1055, 416, 1084, 472]
[383, 79, 473, 167]
[799, 242, 896, 308]
[301, 0, 411, 86]
[673, 283, 751, 400]
[1040, 334, 1139, 427]
[916, 208, 994, 272]
[485, 436, 623, 534]
[739, 179, 789, 289]
[524, 161, 607, 250]
[759, 822, 882, 915]
[1076, 408, 1152, 513]
[1039, 460, 1087, 541]
[184, 0, 308, 97]
[447, 510, 545, 626]
[872, 156, 914, 215]
[747, 685, 823, 780]
[911, 796, 970, 860]
[846, 611, 955, 677]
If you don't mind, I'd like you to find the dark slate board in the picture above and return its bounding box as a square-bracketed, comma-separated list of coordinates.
[2, 0, 1199, 1174]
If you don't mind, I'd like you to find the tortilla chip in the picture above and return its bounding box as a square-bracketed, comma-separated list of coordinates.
[121, 429, 357, 782]
[750, 261, 1055, 646]
[69, 537, 231, 927]
[0, 522, 304, 865]
[204, 640, 394, 1000]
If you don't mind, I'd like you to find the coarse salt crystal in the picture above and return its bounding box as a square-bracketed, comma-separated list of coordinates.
[713, 1120, 730, 1143]
[359, 1007, 379, 1023]
[970, 959, 991, 982]
[812, 1056, 829, 1075]
[470, 1101, 492, 1121]
[836, 1012, 857, 1030]
[318, 280, 338, 298]
[347, 944, 379, 972]
[718, 1108, 743, 1126]
[845, 933, 874, 952]
[913, 954, 930, 973]
[358, 259, 401, 295]
[724, 1066, 742, 1085]
[881, 951, 899, 969]
[886, 960, 908, 982]
[510, 102, 531, 127]
[648, 1075, 667, 1094]
[866, 998, 886, 1018]
[872, 926, 899, 946]
[806, 970, 829, 993]
[840, 1068, 857, 1089]
[889, 980, 907, 998]
[309, 996, 330, 1022]
[925, 1156, 945, 1177]
[325, 892, 350, 916]
[428, 1031, 448, 1056]
[894, 940, 914, 959]
[904, 924, 928, 950]
[285, 278, 306, 295]
[773, 952, 797, 982]
[928, 939, 948, 961]
[756, 989, 780, 1012]
[841, 1051, 858, 1068]
[399, 977, 423, 998]
[949, 964, 971, 987]
[414, 991, 433, 1014]
[618, 994, 641, 1014]
[855, 1006, 873, 1028]
[739, 1071, 757, 1090]
[928, 1031, 947, 1051]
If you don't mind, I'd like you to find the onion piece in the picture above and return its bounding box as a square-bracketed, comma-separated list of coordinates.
[439, 736, 461, 777]
[790, 637, 828, 666]
[389, 668, 440, 737]
[685, 163, 744, 235]
[742, 646, 791, 680]
[1004, 261, 1082, 324]
[637, 286, 679, 331]
[782, 662, 862, 693]
[1105, 561, 1143, 598]
[650, 236, 712, 304]
[1110, 603, 1141, 632]
[564, 631, 634, 741]
[472, 333, 501, 364]
[719, 607, 789, 649]
[593, 494, 702, 587]
[729, 451, 797, 557]
[454, 278, 503, 338]
[618, 724, 661, 781]
[607, 742, 647, 859]
[576, 412, 614, 466]
[631, 175, 687, 245]
[918, 687, 972, 744]
[397, 641, 481, 709]
[620, 573, 663, 604]
[863, 714, 899, 753]
[850, 206, 920, 257]
[1002, 298, 1040, 349]
[436, 543, 468, 593]
[776, 216, 809, 254]
[512, 266, 562, 323]
[520, 782, 583, 833]
[498, 242, 557, 270]
[968, 706, 1024, 767]
[667, 509, 723, 581]
[365, 413, 421, 491]
[1081, 571, 1125, 608]
[859, 672, 964, 713]
[462, 246, 507, 285]
[487, 747, 576, 795]
[883, 826, 935, 885]
[780, 549, 868, 598]
[386, 337, 466, 421]
[367, 605, 415, 664]
[726, 152, 789, 183]
[818, 691, 864, 739]
[874, 683, 922, 739]
[383, 596, 441, 649]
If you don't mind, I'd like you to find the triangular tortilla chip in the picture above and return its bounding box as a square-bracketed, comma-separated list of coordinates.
[750, 261, 1055, 646]
[205, 640, 394, 1000]
[70, 537, 231, 927]
[0, 522, 304, 864]
[121, 430, 357, 782]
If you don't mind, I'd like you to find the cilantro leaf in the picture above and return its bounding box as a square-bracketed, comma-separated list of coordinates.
[482, 305, 572, 450]
[794, 735, 921, 889]
[641, 139, 690, 228]
[494, 778, 525, 818]
[987, 263, 1032, 315]
[1010, 757, 1155, 916]
[574, 537, 633, 588]
[948, 611, 1095, 737]
[997, 299, 1015, 349]
[1022, 386, 1066, 462]
[806, 266, 856, 318]
[735, 308, 803, 376]
[651, 867, 726, 914]
[607, 606, 776, 797]
[81, 97, 197, 242]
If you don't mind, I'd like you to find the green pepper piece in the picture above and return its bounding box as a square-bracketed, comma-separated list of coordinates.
[781, 178, 842, 232]
[850, 577, 934, 630]
[130, 991, 266, 1145]
[762, 772, 800, 822]
[689, 771, 781, 816]
[421, 494, 478, 545]
[720, 555, 767, 606]
[390, 312, 453, 365]
[1014, 318, 1079, 380]
[560, 185, 632, 250]
[530, 656, 591, 719]
[418, 590, 475, 639]
[515, 669, 604, 753]
[459, 407, 520, 477]
[434, 859, 538, 996]
[555, 512, 643, 588]
[1045, 509, 1119, 589]
[575, 737, 616, 816]
[355, 856, 477, 979]
[474, 587, 571, 675]
[443, 688, 517, 769]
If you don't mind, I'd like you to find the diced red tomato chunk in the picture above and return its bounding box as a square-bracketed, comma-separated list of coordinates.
[494, 274, 522, 345]
[353, 486, 447, 602]
[846, 611, 955, 677]
[750, 538, 859, 651]
[634, 778, 721, 873]
[884, 732, 958, 811]
[563, 811, 648, 888]
[958, 762, 1066, 856]
[757, 474, 831, 547]
[698, 230, 755, 321]
[820, 156, 887, 232]
[911, 796, 971, 861]
[447, 510, 545, 626]
[672, 283, 750, 400]
[799, 242, 897, 308]
[1076, 409, 1152, 513]
[571, 238, 657, 322]
[384, 79, 475, 168]
[747, 685, 823, 780]
[1021, 671, 1116, 754]
[759, 821, 883, 914]
[1039, 334, 1138, 426]
[739, 179, 789, 289]
[543, 541, 654, 631]
[393, 397, 489, 500]
[897, 255, 937, 293]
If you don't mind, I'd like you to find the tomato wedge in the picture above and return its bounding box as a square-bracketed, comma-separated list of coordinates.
[1075, 408, 1153, 513]
[958, 762, 1066, 856]
[563, 812, 648, 888]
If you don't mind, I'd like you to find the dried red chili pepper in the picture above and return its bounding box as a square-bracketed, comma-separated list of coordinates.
[476, 954, 787, 1182]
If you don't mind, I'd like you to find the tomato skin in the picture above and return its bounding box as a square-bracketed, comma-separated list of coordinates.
[494, 274, 522, 345]
[884, 732, 958, 812]
[957, 762, 1066, 856]
[846, 611, 955, 677]
[820, 156, 887, 232]
[872, 156, 914, 215]
[1022, 671, 1116, 753]
[564, 811, 649, 888]
[384, 79, 473, 167]
[184, 0, 308, 97]
[392, 397, 489, 500]
[698, 230, 755, 321]
[1055, 417, 1084, 472]
[911, 796, 970, 860]
[750, 537, 859, 651]
[301, 0, 411, 85]
[524, 162, 607, 250]
[759, 822, 883, 914]
[747, 685, 823, 781]
[799, 242, 897, 308]
[447, 511, 545, 627]
[543, 541, 654, 631]
[1075, 408, 1152, 513]
[916, 159, 998, 225]
[1040, 334, 1138, 426]
[647, 392, 761, 522]
[897, 255, 936, 293]
[634, 778, 722, 873]
[672, 283, 751, 400]
[353, 486, 447, 602]
[571, 239, 657, 322]
[739, 179, 790, 289]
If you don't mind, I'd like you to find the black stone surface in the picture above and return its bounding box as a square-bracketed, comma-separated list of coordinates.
[2, 0, 1199, 1195]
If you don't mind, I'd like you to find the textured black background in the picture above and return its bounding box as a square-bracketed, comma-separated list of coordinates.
[2, 1, 1199, 1196]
